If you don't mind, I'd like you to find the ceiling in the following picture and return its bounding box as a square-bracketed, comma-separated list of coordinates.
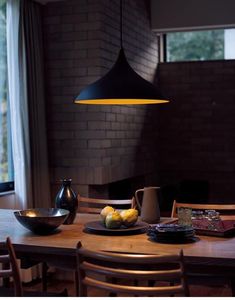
[34, 0, 235, 32]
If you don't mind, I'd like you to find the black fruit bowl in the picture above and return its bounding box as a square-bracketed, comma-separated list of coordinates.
[14, 208, 69, 234]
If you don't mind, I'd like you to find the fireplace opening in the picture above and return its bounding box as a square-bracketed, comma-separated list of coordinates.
[88, 176, 146, 200]
[178, 180, 209, 203]
[160, 179, 210, 213]
[88, 178, 209, 216]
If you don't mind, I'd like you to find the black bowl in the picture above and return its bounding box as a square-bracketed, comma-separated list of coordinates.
[14, 208, 69, 234]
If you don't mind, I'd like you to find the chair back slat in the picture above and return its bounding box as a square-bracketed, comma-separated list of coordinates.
[81, 261, 183, 280]
[76, 243, 189, 297]
[0, 237, 23, 297]
[83, 277, 185, 296]
[77, 195, 135, 214]
[78, 247, 181, 264]
[79, 197, 133, 205]
[171, 200, 235, 218]
[0, 255, 10, 264]
[0, 269, 13, 278]
[78, 207, 103, 214]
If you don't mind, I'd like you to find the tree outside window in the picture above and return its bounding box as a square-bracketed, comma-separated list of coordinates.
[166, 29, 233, 62]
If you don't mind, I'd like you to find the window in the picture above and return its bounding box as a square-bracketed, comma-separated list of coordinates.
[166, 28, 235, 62]
[0, 0, 14, 192]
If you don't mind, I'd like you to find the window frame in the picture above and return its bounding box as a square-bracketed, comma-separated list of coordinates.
[0, 0, 14, 193]
[163, 28, 235, 63]
[0, 181, 14, 193]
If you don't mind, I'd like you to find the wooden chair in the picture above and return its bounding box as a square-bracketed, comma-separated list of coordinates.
[0, 237, 23, 296]
[0, 237, 67, 297]
[171, 200, 235, 218]
[42, 195, 135, 293]
[171, 200, 235, 295]
[76, 242, 189, 297]
[77, 194, 135, 214]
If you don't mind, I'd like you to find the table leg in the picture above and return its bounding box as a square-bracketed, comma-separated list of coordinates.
[42, 262, 48, 292]
[2, 262, 10, 287]
[231, 278, 235, 296]
[74, 270, 79, 296]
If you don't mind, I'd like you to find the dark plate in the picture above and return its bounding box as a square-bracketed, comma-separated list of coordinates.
[153, 229, 195, 235]
[153, 224, 194, 233]
[148, 231, 195, 237]
[84, 221, 148, 235]
[147, 232, 195, 240]
[149, 235, 197, 244]
[148, 224, 195, 237]
[147, 224, 195, 244]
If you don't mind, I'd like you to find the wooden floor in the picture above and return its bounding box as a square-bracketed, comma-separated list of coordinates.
[23, 274, 232, 297]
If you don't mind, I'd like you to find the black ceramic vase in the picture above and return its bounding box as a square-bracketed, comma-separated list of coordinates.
[55, 179, 78, 224]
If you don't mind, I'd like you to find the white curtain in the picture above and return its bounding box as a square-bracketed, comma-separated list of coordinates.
[7, 0, 50, 210]
[6, 0, 50, 282]
[7, 0, 32, 209]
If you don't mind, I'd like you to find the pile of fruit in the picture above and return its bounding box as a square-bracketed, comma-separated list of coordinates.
[100, 206, 138, 229]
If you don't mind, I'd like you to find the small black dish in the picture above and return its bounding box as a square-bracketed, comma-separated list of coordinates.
[147, 223, 196, 244]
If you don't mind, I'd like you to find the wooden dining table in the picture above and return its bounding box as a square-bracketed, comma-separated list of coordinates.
[1, 209, 235, 295]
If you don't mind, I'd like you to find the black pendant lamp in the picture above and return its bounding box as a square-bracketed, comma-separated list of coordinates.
[74, 0, 169, 105]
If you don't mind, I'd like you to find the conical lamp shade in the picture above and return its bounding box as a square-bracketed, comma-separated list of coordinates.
[74, 48, 169, 105]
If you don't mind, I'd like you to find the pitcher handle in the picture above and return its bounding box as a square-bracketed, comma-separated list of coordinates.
[134, 189, 144, 211]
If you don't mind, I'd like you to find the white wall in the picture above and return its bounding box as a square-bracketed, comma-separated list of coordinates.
[0, 193, 17, 209]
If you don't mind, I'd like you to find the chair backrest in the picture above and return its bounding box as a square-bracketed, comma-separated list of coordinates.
[76, 242, 189, 297]
[0, 237, 23, 297]
[171, 200, 235, 218]
[77, 195, 135, 214]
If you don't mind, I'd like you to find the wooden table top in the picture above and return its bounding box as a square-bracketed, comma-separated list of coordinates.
[0, 209, 235, 264]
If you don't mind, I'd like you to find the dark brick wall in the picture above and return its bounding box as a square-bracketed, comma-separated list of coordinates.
[42, 0, 160, 200]
[158, 60, 235, 202]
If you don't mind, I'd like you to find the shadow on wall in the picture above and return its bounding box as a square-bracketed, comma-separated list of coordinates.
[132, 105, 160, 187]
[88, 175, 146, 200]
[159, 179, 210, 213]
[156, 60, 235, 202]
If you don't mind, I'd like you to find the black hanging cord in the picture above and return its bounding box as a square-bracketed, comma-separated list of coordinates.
[120, 0, 123, 49]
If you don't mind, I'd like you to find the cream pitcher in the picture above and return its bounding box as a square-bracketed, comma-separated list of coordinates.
[135, 186, 161, 223]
